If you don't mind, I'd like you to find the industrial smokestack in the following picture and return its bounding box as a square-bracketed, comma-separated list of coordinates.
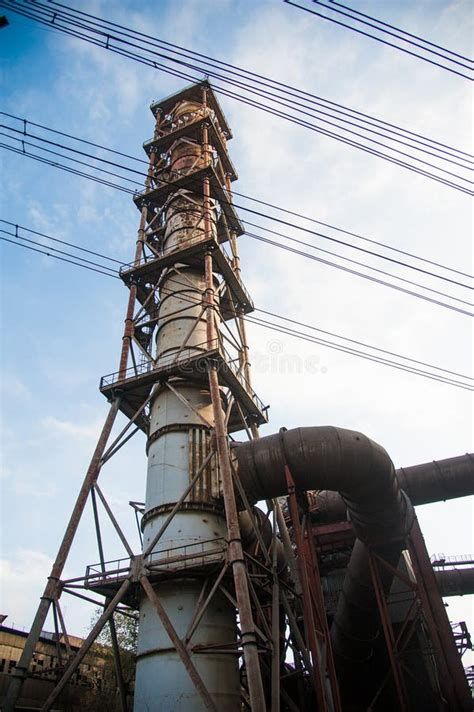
[134, 88, 241, 712]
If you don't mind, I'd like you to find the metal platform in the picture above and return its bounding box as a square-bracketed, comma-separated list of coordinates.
[149, 80, 233, 139]
[144, 113, 237, 181]
[83, 539, 228, 609]
[99, 343, 269, 434]
[119, 235, 254, 317]
[133, 163, 244, 237]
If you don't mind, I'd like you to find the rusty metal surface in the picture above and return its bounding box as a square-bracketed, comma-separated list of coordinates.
[435, 566, 474, 597]
[235, 426, 416, 697]
[409, 518, 472, 711]
[309, 452, 474, 524]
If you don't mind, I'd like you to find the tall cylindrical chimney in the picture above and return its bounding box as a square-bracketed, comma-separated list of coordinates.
[134, 99, 240, 712]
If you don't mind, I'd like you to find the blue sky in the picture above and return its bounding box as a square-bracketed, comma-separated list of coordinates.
[1, 0, 472, 663]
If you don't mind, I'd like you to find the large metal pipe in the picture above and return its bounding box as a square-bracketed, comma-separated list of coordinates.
[234, 426, 414, 674]
[310, 453, 474, 523]
[435, 567, 474, 597]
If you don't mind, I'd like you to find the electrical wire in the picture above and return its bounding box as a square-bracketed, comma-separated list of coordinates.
[0, 219, 125, 265]
[284, 0, 473, 80]
[0, 234, 119, 279]
[1, 0, 472, 193]
[1, 137, 472, 316]
[1, 223, 472, 390]
[326, 0, 472, 62]
[0, 132, 144, 187]
[3, 111, 471, 281]
[33, 0, 474, 162]
[0, 142, 136, 194]
[244, 229, 473, 309]
[0, 229, 119, 274]
[245, 232, 473, 316]
[2, 116, 472, 289]
[18, 0, 468, 176]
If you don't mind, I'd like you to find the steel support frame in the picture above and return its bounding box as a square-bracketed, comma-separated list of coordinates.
[3, 397, 122, 712]
[366, 515, 472, 711]
[408, 517, 472, 710]
[4, 115, 162, 712]
[284, 464, 341, 712]
[201, 88, 266, 711]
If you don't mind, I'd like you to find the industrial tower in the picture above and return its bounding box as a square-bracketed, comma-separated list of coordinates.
[4, 81, 473, 712]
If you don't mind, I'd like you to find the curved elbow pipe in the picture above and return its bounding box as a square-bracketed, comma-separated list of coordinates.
[235, 426, 413, 542]
[235, 426, 414, 674]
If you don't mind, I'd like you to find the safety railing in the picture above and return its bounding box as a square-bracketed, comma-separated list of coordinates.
[100, 338, 267, 416]
[84, 538, 227, 586]
[99, 339, 219, 389]
[146, 537, 227, 572]
[85, 557, 132, 587]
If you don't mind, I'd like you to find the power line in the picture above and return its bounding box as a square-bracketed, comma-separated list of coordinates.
[245, 315, 472, 390]
[1, 226, 472, 390]
[255, 306, 472, 380]
[0, 219, 125, 265]
[2, 0, 472, 193]
[326, 0, 472, 62]
[2, 137, 472, 316]
[0, 234, 119, 279]
[0, 111, 147, 165]
[27, 0, 470, 175]
[2, 115, 472, 290]
[284, 0, 473, 80]
[0, 132, 144, 187]
[0, 142, 135, 194]
[225, 192, 473, 280]
[0, 229, 118, 274]
[39, 0, 474, 161]
[3, 111, 471, 281]
[310, 0, 472, 69]
[244, 228, 473, 308]
[245, 232, 473, 317]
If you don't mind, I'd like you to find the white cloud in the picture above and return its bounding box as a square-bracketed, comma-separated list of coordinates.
[0, 549, 53, 627]
[41, 416, 103, 441]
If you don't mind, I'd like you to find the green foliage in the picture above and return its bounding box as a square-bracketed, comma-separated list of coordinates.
[92, 608, 138, 655]
[88, 607, 138, 701]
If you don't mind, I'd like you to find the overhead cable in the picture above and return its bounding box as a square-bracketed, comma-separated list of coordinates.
[3, 111, 471, 281]
[1, 0, 472, 194]
[284, 0, 473, 80]
[1, 224, 472, 390]
[1, 134, 472, 316]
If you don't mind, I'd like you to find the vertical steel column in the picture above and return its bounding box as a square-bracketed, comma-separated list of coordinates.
[118, 112, 160, 378]
[271, 508, 281, 712]
[408, 517, 472, 711]
[284, 465, 328, 711]
[3, 398, 121, 712]
[202, 89, 266, 712]
[367, 550, 410, 711]
[303, 516, 341, 711]
[223, 173, 257, 438]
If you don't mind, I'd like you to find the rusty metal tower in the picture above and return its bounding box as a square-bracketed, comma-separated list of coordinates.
[3, 80, 300, 712]
[5, 80, 472, 712]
